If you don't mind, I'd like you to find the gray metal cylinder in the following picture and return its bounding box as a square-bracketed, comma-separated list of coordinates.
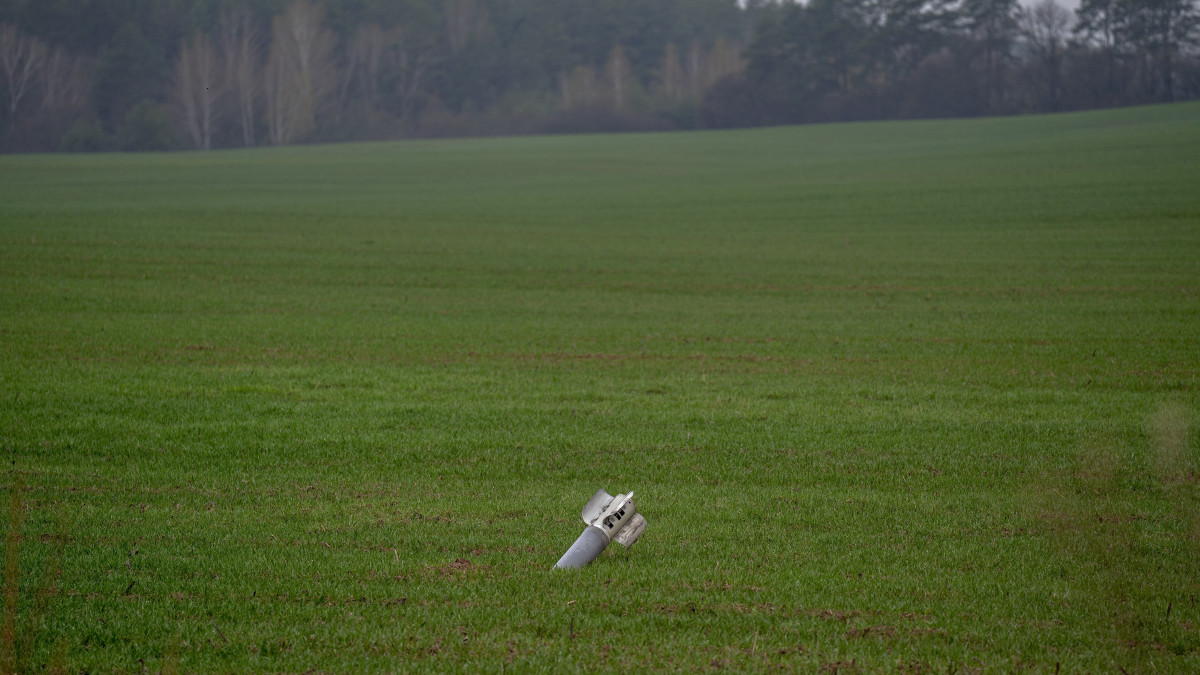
[554, 525, 609, 569]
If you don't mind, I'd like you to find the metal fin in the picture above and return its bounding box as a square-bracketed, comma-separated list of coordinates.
[581, 488, 614, 525]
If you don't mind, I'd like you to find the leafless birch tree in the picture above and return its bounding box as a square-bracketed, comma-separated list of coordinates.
[220, 8, 260, 147]
[41, 46, 90, 115]
[0, 23, 48, 124]
[560, 65, 600, 109]
[658, 43, 687, 101]
[265, 0, 336, 145]
[704, 38, 744, 90]
[605, 45, 632, 110]
[445, 0, 490, 54]
[383, 25, 435, 129]
[174, 30, 221, 150]
[687, 41, 705, 99]
[339, 23, 387, 116]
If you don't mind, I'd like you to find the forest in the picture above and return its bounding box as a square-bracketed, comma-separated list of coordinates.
[0, 0, 1197, 152]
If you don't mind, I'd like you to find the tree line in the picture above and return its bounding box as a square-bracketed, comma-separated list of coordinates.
[0, 0, 747, 151]
[708, 0, 1200, 126]
[0, 0, 1197, 153]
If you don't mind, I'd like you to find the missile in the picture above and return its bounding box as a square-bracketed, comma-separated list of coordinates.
[554, 488, 647, 569]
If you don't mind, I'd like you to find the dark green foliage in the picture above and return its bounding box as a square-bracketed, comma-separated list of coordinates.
[117, 99, 176, 151]
[725, 0, 1200, 124]
[92, 21, 172, 134]
[59, 119, 107, 152]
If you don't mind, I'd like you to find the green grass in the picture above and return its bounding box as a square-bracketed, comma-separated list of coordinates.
[2, 102, 1199, 672]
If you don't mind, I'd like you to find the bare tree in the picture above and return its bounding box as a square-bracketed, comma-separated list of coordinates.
[658, 43, 688, 101]
[560, 65, 600, 109]
[382, 24, 436, 130]
[687, 40, 705, 99]
[265, 0, 336, 145]
[705, 37, 745, 90]
[0, 23, 48, 124]
[41, 46, 90, 115]
[174, 30, 222, 150]
[1020, 0, 1074, 109]
[220, 7, 260, 147]
[677, 38, 745, 103]
[339, 23, 387, 117]
[263, 52, 291, 145]
[445, 0, 490, 54]
[605, 44, 632, 110]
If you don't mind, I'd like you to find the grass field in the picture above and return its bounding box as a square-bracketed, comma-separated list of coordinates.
[2, 102, 1199, 672]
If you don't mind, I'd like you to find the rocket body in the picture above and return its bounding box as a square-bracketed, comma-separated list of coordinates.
[553, 489, 647, 569]
[554, 525, 610, 569]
